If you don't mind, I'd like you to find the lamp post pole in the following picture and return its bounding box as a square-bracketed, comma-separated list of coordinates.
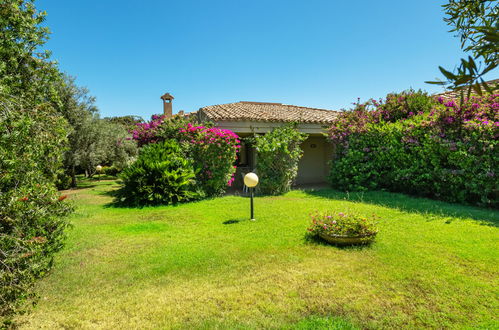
[243, 172, 259, 221]
[250, 187, 254, 220]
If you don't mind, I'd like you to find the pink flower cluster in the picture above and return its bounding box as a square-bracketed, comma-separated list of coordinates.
[178, 123, 241, 192]
[328, 92, 499, 150]
[130, 115, 166, 146]
[431, 93, 499, 130]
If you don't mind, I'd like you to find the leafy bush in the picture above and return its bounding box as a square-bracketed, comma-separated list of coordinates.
[102, 165, 120, 176]
[116, 140, 203, 206]
[55, 171, 73, 190]
[178, 123, 241, 196]
[130, 116, 240, 198]
[254, 124, 307, 195]
[0, 97, 73, 324]
[308, 211, 378, 239]
[328, 91, 498, 206]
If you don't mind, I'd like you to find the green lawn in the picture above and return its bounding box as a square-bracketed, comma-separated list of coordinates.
[17, 180, 498, 329]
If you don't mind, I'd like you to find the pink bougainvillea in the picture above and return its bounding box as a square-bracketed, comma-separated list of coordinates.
[179, 123, 241, 195]
[129, 115, 241, 196]
[328, 90, 498, 206]
[130, 115, 166, 147]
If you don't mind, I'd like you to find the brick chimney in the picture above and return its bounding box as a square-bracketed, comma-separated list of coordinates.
[160, 93, 174, 117]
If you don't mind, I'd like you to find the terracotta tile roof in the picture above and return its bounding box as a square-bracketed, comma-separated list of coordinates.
[435, 79, 499, 100]
[199, 101, 339, 124]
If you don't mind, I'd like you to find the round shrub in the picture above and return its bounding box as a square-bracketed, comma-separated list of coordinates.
[116, 140, 203, 206]
[102, 165, 120, 176]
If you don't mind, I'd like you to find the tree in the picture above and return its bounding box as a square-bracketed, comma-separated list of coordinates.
[0, 0, 62, 106]
[0, 94, 73, 324]
[54, 75, 98, 186]
[427, 0, 499, 97]
[104, 115, 144, 129]
[54, 76, 138, 187]
[73, 117, 137, 177]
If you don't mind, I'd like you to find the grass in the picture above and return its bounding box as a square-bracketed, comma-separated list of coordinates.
[16, 179, 499, 329]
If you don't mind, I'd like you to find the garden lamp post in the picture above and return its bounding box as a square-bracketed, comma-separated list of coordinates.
[244, 172, 259, 221]
[96, 165, 102, 181]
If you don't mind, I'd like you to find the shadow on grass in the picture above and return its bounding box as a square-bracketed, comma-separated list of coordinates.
[303, 233, 375, 250]
[223, 219, 241, 225]
[304, 189, 499, 227]
[100, 188, 218, 210]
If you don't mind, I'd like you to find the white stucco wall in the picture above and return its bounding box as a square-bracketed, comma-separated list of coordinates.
[296, 136, 333, 184]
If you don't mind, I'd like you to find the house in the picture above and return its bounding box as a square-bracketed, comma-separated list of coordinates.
[160, 95, 339, 187]
[161, 95, 339, 186]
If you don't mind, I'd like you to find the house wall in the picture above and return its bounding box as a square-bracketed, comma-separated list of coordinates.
[295, 136, 333, 185]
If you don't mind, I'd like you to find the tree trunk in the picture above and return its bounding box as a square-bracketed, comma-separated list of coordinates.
[70, 164, 77, 187]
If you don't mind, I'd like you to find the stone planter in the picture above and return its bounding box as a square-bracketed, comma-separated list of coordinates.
[319, 233, 376, 246]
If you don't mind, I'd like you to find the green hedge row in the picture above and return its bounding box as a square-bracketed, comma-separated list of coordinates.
[329, 91, 498, 207]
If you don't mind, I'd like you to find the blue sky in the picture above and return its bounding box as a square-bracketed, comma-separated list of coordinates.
[38, 0, 497, 119]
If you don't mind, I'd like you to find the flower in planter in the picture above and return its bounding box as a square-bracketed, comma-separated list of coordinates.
[308, 211, 378, 245]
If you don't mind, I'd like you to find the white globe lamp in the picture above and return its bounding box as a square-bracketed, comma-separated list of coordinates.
[96, 165, 103, 181]
[244, 172, 259, 221]
[244, 172, 259, 188]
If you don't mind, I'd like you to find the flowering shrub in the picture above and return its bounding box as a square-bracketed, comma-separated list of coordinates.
[179, 123, 241, 196]
[129, 115, 240, 197]
[254, 124, 308, 195]
[308, 211, 378, 239]
[328, 90, 498, 206]
[328, 90, 434, 145]
[116, 140, 203, 206]
[130, 115, 195, 147]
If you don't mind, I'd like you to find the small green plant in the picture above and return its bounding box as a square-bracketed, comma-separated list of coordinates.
[102, 165, 120, 176]
[116, 140, 203, 206]
[255, 124, 307, 195]
[308, 211, 378, 240]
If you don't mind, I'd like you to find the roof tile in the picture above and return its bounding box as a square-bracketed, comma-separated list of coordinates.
[199, 101, 338, 124]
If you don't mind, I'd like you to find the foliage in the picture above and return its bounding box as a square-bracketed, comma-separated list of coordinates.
[178, 123, 240, 196]
[329, 90, 435, 144]
[116, 140, 202, 206]
[0, 96, 73, 324]
[0, 0, 61, 105]
[55, 76, 137, 185]
[427, 0, 498, 96]
[131, 114, 197, 147]
[54, 75, 98, 186]
[102, 165, 120, 176]
[328, 91, 499, 206]
[307, 211, 378, 239]
[71, 115, 138, 178]
[104, 115, 144, 129]
[254, 124, 307, 195]
[130, 115, 240, 197]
